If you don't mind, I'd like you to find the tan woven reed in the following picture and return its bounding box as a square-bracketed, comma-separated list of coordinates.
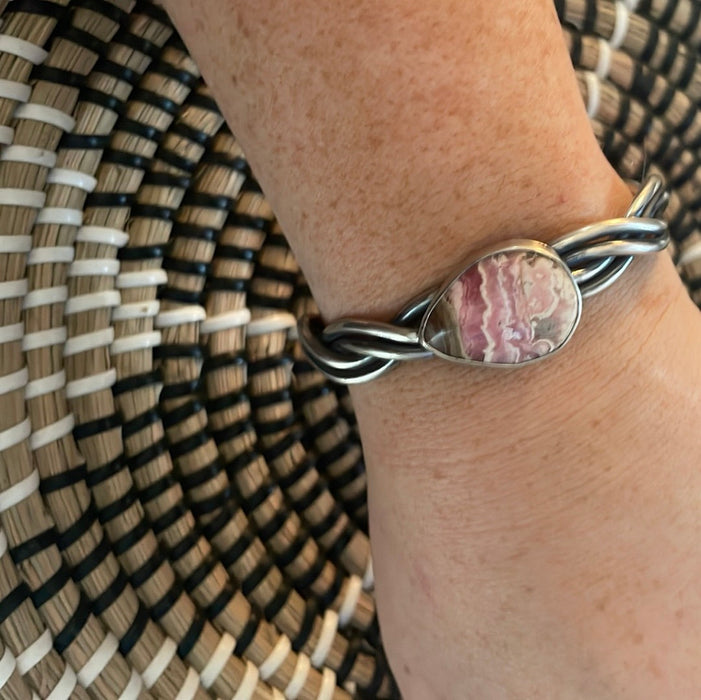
[0, 0, 697, 698]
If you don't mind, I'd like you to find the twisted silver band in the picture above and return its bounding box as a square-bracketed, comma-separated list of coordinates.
[299, 175, 670, 384]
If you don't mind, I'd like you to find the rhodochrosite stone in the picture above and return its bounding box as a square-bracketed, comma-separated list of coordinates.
[421, 244, 581, 365]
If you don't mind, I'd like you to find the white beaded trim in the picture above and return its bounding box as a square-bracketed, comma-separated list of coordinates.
[76, 225, 129, 248]
[13, 103, 76, 133]
[65, 368, 116, 399]
[0, 367, 28, 396]
[0, 323, 23, 344]
[317, 667, 337, 700]
[0, 35, 48, 64]
[115, 668, 143, 700]
[141, 638, 177, 690]
[199, 632, 236, 689]
[15, 629, 52, 675]
[110, 331, 161, 355]
[46, 665, 77, 700]
[283, 653, 310, 700]
[64, 290, 121, 315]
[246, 312, 296, 337]
[231, 660, 260, 700]
[0, 126, 13, 145]
[67, 259, 120, 277]
[23, 285, 68, 309]
[610, 1, 630, 50]
[156, 305, 206, 328]
[0, 278, 28, 300]
[77, 633, 118, 688]
[174, 667, 201, 700]
[0, 78, 31, 103]
[116, 269, 167, 289]
[26, 246, 75, 265]
[310, 609, 338, 668]
[0, 646, 15, 691]
[0, 188, 44, 208]
[199, 308, 251, 334]
[26, 370, 66, 400]
[0, 467, 38, 511]
[362, 556, 374, 590]
[595, 38, 612, 80]
[63, 327, 114, 356]
[0, 145, 56, 169]
[22, 327, 67, 352]
[111, 300, 160, 321]
[259, 634, 291, 681]
[35, 207, 83, 227]
[0, 235, 31, 253]
[0, 530, 7, 559]
[338, 575, 363, 628]
[47, 168, 97, 193]
[584, 71, 600, 119]
[29, 414, 74, 451]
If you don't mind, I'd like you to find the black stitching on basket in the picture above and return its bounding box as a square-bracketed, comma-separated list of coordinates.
[129, 439, 167, 471]
[73, 412, 121, 441]
[225, 452, 258, 479]
[253, 265, 298, 285]
[10, 0, 67, 17]
[183, 191, 238, 212]
[122, 408, 161, 439]
[168, 431, 209, 459]
[155, 147, 198, 173]
[240, 482, 273, 514]
[202, 352, 245, 374]
[654, 83, 676, 114]
[265, 232, 289, 248]
[206, 585, 234, 619]
[0, 584, 29, 624]
[60, 132, 111, 150]
[275, 533, 306, 569]
[131, 203, 178, 221]
[161, 399, 204, 428]
[658, 0, 680, 26]
[172, 223, 219, 242]
[163, 256, 211, 276]
[170, 121, 211, 146]
[56, 505, 97, 550]
[680, 0, 701, 39]
[57, 25, 109, 55]
[9, 527, 56, 563]
[294, 554, 326, 591]
[359, 652, 389, 698]
[228, 212, 271, 232]
[40, 464, 87, 494]
[154, 343, 204, 361]
[291, 598, 317, 652]
[233, 614, 259, 655]
[177, 614, 205, 658]
[344, 490, 368, 516]
[30, 564, 71, 608]
[190, 486, 232, 516]
[241, 555, 274, 596]
[328, 458, 365, 491]
[79, 87, 125, 114]
[186, 91, 220, 112]
[138, 474, 177, 504]
[257, 511, 288, 543]
[207, 391, 248, 416]
[116, 31, 159, 58]
[151, 60, 199, 87]
[659, 35, 679, 75]
[211, 419, 255, 446]
[263, 430, 303, 462]
[263, 582, 292, 621]
[119, 602, 149, 655]
[219, 530, 254, 568]
[116, 117, 163, 141]
[241, 178, 263, 194]
[641, 22, 659, 62]
[141, 170, 192, 189]
[151, 503, 188, 534]
[131, 88, 180, 115]
[112, 518, 150, 556]
[92, 571, 128, 615]
[94, 58, 139, 85]
[247, 292, 290, 310]
[72, 536, 111, 582]
[250, 389, 291, 409]
[309, 505, 344, 540]
[291, 482, 325, 513]
[215, 243, 256, 261]
[179, 459, 222, 491]
[200, 506, 234, 540]
[247, 356, 293, 374]
[273, 455, 311, 490]
[98, 488, 138, 524]
[151, 582, 183, 621]
[85, 454, 129, 488]
[85, 191, 135, 208]
[102, 149, 152, 171]
[54, 597, 92, 654]
[71, 0, 129, 24]
[112, 368, 162, 396]
[317, 439, 355, 469]
[182, 556, 216, 593]
[32, 65, 85, 88]
[168, 530, 200, 562]
[202, 152, 251, 174]
[336, 636, 362, 684]
[676, 101, 697, 134]
[316, 555, 347, 601]
[119, 244, 167, 260]
[206, 279, 249, 297]
[130, 549, 165, 588]
[160, 377, 201, 400]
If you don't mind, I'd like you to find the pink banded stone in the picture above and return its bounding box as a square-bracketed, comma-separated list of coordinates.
[421, 245, 581, 365]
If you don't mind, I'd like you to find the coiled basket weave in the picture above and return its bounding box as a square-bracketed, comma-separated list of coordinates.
[0, 1, 698, 698]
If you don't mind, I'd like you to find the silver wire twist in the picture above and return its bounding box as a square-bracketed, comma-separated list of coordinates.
[298, 175, 670, 384]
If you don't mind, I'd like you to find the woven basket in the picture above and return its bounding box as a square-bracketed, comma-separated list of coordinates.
[0, 1, 697, 698]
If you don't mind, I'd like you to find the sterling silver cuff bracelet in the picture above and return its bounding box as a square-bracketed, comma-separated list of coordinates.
[299, 175, 671, 384]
